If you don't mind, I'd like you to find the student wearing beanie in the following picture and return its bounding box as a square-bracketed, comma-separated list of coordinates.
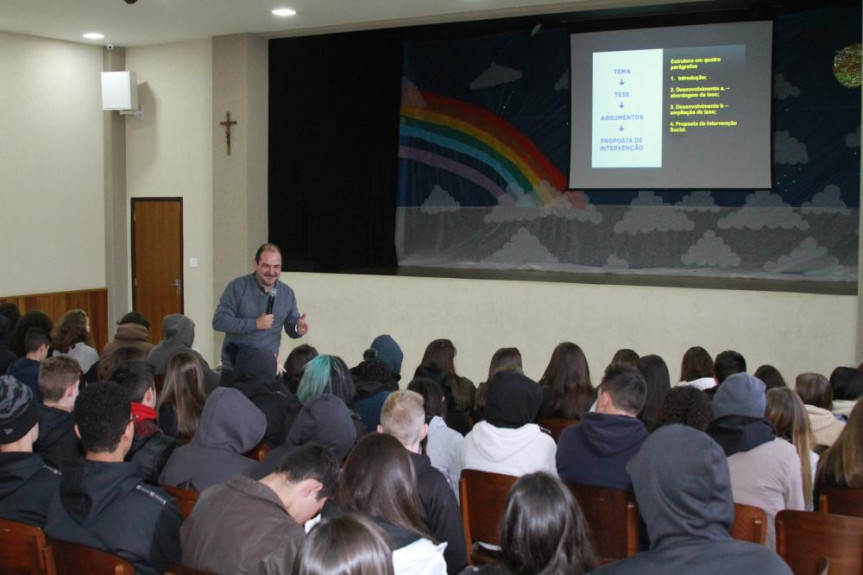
[706, 373, 803, 549]
[0, 375, 61, 527]
[371, 334, 404, 382]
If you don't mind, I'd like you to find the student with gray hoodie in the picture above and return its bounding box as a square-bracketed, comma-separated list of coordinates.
[590, 425, 791, 575]
[147, 314, 219, 394]
[159, 387, 267, 491]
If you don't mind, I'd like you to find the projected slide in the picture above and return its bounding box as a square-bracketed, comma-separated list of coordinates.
[569, 22, 772, 189]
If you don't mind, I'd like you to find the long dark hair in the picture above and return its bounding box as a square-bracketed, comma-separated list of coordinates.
[157, 351, 206, 439]
[539, 342, 594, 419]
[679, 346, 714, 382]
[339, 434, 431, 540]
[500, 472, 596, 575]
[293, 513, 394, 575]
[636, 355, 671, 432]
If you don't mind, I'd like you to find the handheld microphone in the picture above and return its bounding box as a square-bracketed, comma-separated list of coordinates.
[266, 288, 277, 315]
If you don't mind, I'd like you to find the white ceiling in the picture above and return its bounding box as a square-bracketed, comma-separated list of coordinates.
[1, 0, 701, 48]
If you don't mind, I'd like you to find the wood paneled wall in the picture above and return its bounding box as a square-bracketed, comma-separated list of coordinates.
[0, 288, 109, 352]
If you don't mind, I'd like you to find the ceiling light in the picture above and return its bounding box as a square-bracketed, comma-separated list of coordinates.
[271, 8, 296, 17]
[83, 32, 105, 40]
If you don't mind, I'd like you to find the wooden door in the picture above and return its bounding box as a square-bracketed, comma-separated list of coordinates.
[131, 199, 183, 344]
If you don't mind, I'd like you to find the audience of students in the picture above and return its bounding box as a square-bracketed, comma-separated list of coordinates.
[407, 377, 464, 491]
[46, 381, 182, 575]
[474, 347, 522, 418]
[0, 375, 60, 527]
[421, 339, 475, 420]
[256, 393, 357, 479]
[295, 513, 395, 575]
[795, 372, 845, 450]
[156, 350, 207, 440]
[557, 364, 648, 491]
[828, 366, 863, 421]
[815, 399, 863, 494]
[676, 345, 715, 390]
[338, 433, 447, 574]
[765, 387, 818, 510]
[654, 385, 713, 431]
[754, 364, 787, 390]
[538, 342, 595, 421]
[159, 387, 266, 491]
[379, 390, 467, 574]
[34, 356, 82, 468]
[283, 343, 318, 393]
[6, 328, 50, 400]
[147, 314, 220, 393]
[591, 425, 792, 575]
[463, 472, 596, 575]
[99, 312, 154, 379]
[635, 354, 670, 432]
[706, 373, 803, 549]
[181, 443, 340, 574]
[460, 370, 555, 478]
[110, 361, 178, 484]
[50, 309, 99, 377]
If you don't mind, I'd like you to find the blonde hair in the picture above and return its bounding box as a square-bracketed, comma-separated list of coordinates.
[766, 387, 815, 508]
[156, 351, 205, 439]
[379, 390, 425, 447]
[816, 400, 863, 490]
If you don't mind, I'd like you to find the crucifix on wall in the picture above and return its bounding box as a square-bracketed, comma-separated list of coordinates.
[219, 112, 237, 156]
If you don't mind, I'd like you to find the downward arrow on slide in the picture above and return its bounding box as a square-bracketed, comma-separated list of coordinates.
[619, 102, 625, 109]
[619, 125, 624, 131]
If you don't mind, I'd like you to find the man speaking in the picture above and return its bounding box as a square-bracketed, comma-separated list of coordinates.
[213, 243, 309, 368]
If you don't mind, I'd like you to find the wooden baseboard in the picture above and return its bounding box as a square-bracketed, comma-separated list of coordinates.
[0, 288, 109, 353]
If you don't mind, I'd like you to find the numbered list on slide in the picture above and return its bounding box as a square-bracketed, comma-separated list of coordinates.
[592, 44, 745, 169]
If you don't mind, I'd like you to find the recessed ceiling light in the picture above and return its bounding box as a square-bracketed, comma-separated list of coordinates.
[83, 32, 105, 40]
[271, 8, 296, 17]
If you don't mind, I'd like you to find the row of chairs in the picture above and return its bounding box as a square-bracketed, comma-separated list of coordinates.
[458, 470, 863, 575]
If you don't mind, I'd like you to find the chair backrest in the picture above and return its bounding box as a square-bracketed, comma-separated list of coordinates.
[459, 469, 518, 557]
[567, 483, 640, 562]
[776, 509, 863, 575]
[0, 519, 55, 575]
[819, 486, 863, 519]
[537, 418, 579, 442]
[161, 485, 200, 519]
[50, 540, 136, 575]
[730, 502, 767, 544]
[244, 441, 270, 462]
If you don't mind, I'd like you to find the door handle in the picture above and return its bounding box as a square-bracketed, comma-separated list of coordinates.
[171, 279, 183, 294]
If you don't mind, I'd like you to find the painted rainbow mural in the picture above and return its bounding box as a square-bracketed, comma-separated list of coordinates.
[399, 90, 584, 208]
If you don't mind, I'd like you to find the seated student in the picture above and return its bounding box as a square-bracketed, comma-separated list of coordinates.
[474, 347, 522, 420]
[147, 314, 220, 394]
[46, 382, 182, 575]
[283, 343, 318, 393]
[156, 351, 206, 440]
[421, 339, 475, 427]
[351, 348, 399, 432]
[815, 399, 863, 495]
[255, 394, 357, 479]
[460, 371, 556, 479]
[0, 376, 61, 527]
[35, 356, 82, 468]
[754, 364, 787, 391]
[654, 385, 713, 432]
[765, 387, 818, 510]
[796, 372, 845, 450]
[829, 366, 863, 421]
[338, 433, 447, 575]
[636, 355, 670, 432]
[6, 328, 50, 401]
[379, 390, 467, 574]
[407, 378, 464, 491]
[538, 342, 595, 420]
[10, 310, 52, 359]
[181, 443, 340, 575]
[159, 387, 266, 491]
[50, 309, 100, 378]
[463, 472, 596, 575]
[557, 364, 648, 491]
[706, 373, 803, 549]
[415, 362, 470, 436]
[590, 425, 792, 575]
[99, 312, 154, 380]
[295, 513, 395, 575]
[110, 361, 178, 484]
[230, 347, 301, 447]
[676, 346, 715, 391]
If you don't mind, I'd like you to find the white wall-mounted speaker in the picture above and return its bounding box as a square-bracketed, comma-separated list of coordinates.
[101, 71, 138, 111]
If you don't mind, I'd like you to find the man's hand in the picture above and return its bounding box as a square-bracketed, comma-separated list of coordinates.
[256, 313, 274, 330]
[296, 313, 309, 336]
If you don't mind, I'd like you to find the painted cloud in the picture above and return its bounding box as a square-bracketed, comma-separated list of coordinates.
[484, 228, 559, 265]
[613, 191, 695, 235]
[420, 185, 461, 214]
[605, 254, 630, 269]
[717, 190, 809, 231]
[847, 125, 860, 148]
[773, 73, 800, 100]
[801, 184, 851, 215]
[681, 231, 741, 267]
[773, 130, 809, 165]
[675, 190, 720, 213]
[484, 185, 602, 224]
[764, 237, 839, 275]
[470, 62, 523, 90]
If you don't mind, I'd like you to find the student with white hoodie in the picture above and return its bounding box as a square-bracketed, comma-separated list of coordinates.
[459, 371, 556, 479]
[795, 373, 845, 449]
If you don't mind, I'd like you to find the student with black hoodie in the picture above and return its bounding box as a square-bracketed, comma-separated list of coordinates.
[45, 381, 182, 575]
[35, 356, 82, 468]
[590, 425, 791, 575]
[0, 375, 60, 527]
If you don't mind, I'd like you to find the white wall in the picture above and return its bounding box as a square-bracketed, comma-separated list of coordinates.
[280, 273, 858, 386]
[126, 40, 215, 362]
[0, 32, 105, 295]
